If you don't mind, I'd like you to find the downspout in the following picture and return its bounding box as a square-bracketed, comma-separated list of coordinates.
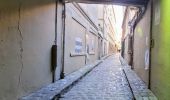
[51, 0, 59, 83]
[55, 0, 58, 44]
[60, 1, 66, 79]
[148, 0, 153, 89]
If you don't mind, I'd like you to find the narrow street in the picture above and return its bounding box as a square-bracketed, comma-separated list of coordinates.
[59, 54, 133, 100]
[1, 0, 169, 99]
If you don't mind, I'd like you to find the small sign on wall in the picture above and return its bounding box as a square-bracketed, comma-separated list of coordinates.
[145, 49, 150, 70]
[75, 37, 83, 53]
[146, 37, 149, 46]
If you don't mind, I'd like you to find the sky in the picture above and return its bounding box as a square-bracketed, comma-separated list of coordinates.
[113, 5, 125, 43]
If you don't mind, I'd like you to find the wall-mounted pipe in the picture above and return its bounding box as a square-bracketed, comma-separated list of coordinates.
[51, 0, 59, 83]
[148, 0, 153, 89]
[51, 45, 57, 82]
[60, 1, 66, 79]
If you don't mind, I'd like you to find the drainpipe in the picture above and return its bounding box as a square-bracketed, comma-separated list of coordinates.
[55, 0, 59, 45]
[60, 1, 66, 79]
[51, 0, 59, 83]
[148, 0, 153, 89]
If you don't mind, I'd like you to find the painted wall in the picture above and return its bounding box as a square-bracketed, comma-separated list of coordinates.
[79, 4, 98, 27]
[123, 11, 130, 64]
[64, 12, 86, 75]
[87, 31, 99, 64]
[0, 0, 55, 99]
[150, 0, 170, 99]
[64, 3, 99, 75]
[133, 1, 151, 86]
[122, 8, 131, 65]
[55, 1, 64, 80]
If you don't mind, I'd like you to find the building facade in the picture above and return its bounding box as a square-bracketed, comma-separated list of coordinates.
[98, 5, 120, 56]
[122, 0, 170, 99]
[122, 4, 151, 86]
[63, 3, 119, 75]
[0, 1, 118, 99]
[64, 3, 100, 75]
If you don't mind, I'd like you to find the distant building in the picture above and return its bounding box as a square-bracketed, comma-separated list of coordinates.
[98, 5, 120, 55]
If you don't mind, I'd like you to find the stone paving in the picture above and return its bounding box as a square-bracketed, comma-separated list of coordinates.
[120, 57, 157, 100]
[21, 53, 157, 100]
[59, 54, 133, 100]
[21, 60, 102, 100]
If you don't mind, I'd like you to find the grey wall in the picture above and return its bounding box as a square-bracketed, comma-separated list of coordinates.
[0, 0, 56, 99]
[64, 12, 86, 74]
[87, 31, 99, 64]
[133, 1, 151, 86]
[123, 35, 131, 64]
[122, 8, 131, 65]
[64, 3, 99, 75]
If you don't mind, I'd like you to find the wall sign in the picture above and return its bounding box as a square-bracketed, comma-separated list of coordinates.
[146, 37, 149, 46]
[75, 37, 83, 53]
[145, 49, 150, 70]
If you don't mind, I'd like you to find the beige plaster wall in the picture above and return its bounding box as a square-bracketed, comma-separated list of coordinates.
[0, 0, 55, 99]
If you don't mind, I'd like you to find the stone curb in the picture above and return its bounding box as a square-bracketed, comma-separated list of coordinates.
[119, 56, 157, 100]
[101, 53, 113, 60]
[20, 60, 103, 100]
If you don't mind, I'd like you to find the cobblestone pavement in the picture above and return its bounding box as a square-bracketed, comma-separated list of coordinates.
[59, 54, 133, 100]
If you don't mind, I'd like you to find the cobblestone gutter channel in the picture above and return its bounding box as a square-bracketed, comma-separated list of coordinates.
[120, 56, 158, 100]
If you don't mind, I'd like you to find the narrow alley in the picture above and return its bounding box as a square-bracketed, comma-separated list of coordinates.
[59, 54, 133, 100]
[1, 0, 170, 100]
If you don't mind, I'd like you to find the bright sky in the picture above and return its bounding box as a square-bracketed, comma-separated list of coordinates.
[113, 5, 124, 44]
